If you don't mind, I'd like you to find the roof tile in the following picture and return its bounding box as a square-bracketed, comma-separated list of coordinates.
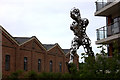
[13, 37, 31, 44]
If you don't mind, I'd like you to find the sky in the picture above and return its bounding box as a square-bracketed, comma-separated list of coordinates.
[0, 0, 106, 62]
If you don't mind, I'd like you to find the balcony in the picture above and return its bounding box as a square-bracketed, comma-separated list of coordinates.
[95, 0, 120, 16]
[96, 26, 107, 40]
[95, 0, 115, 11]
[96, 19, 120, 44]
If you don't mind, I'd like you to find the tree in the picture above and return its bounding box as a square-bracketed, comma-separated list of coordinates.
[78, 44, 120, 78]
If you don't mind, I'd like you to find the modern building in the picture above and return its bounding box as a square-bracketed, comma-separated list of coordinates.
[95, 0, 120, 56]
[0, 25, 79, 78]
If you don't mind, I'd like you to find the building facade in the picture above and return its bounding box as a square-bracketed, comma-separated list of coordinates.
[0, 26, 79, 78]
[95, 0, 120, 56]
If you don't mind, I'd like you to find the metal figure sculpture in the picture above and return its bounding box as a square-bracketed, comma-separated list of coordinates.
[69, 7, 94, 63]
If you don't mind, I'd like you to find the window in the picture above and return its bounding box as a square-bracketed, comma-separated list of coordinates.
[24, 57, 27, 71]
[49, 60, 52, 72]
[5, 55, 10, 71]
[38, 59, 41, 72]
[59, 62, 62, 72]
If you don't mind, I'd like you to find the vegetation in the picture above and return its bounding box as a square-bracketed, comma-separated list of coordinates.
[77, 44, 120, 78]
[6, 44, 120, 79]
[7, 70, 23, 80]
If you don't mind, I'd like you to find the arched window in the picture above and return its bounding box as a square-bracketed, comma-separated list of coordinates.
[5, 55, 10, 71]
[38, 59, 41, 72]
[50, 60, 52, 72]
[59, 62, 62, 72]
[24, 57, 27, 71]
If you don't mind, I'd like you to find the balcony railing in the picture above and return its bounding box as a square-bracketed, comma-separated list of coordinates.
[97, 26, 107, 40]
[96, 20, 120, 40]
[95, 0, 115, 11]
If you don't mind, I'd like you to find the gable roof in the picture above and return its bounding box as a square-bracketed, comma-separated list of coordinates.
[43, 43, 66, 56]
[43, 44, 55, 50]
[0, 25, 78, 57]
[62, 49, 70, 55]
[13, 37, 31, 44]
[0, 25, 19, 45]
[16, 36, 46, 51]
[33, 36, 46, 51]
[0, 26, 46, 50]
[55, 43, 66, 56]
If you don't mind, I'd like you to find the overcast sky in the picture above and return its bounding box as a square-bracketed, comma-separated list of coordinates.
[0, 0, 106, 62]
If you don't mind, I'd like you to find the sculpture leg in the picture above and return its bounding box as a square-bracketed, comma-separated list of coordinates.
[69, 52, 74, 63]
[69, 36, 80, 63]
[82, 37, 94, 56]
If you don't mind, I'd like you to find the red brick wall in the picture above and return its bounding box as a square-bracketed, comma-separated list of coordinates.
[15, 39, 46, 73]
[32, 51, 45, 73]
[1, 28, 79, 77]
[2, 32, 17, 77]
[17, 49, 32, 72]
[45, 45, 66, 73]
[45, 53, 56, 72]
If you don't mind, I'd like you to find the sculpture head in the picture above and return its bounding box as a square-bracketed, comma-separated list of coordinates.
[70, 7, 81, 22]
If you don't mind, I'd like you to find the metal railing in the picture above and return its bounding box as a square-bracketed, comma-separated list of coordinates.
[107, 20, 120, 36]
[96, 20, 120, 40]
[95, 0, 115, 11]
[96, 26, 107, 40]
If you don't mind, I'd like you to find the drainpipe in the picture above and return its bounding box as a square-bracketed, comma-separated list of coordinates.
[31, 50, 32, 71]
[15, 47, 16, 72]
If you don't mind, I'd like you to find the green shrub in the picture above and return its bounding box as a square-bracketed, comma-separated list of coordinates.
[25, 70, 38, 80]
[7, 70, 23, 80]
[68, 63, 77, 74]
[61, 73, 71, 79]
[38, 72, 54, 79]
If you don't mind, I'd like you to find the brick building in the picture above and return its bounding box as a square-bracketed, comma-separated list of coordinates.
[0, 25, 79, 78]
